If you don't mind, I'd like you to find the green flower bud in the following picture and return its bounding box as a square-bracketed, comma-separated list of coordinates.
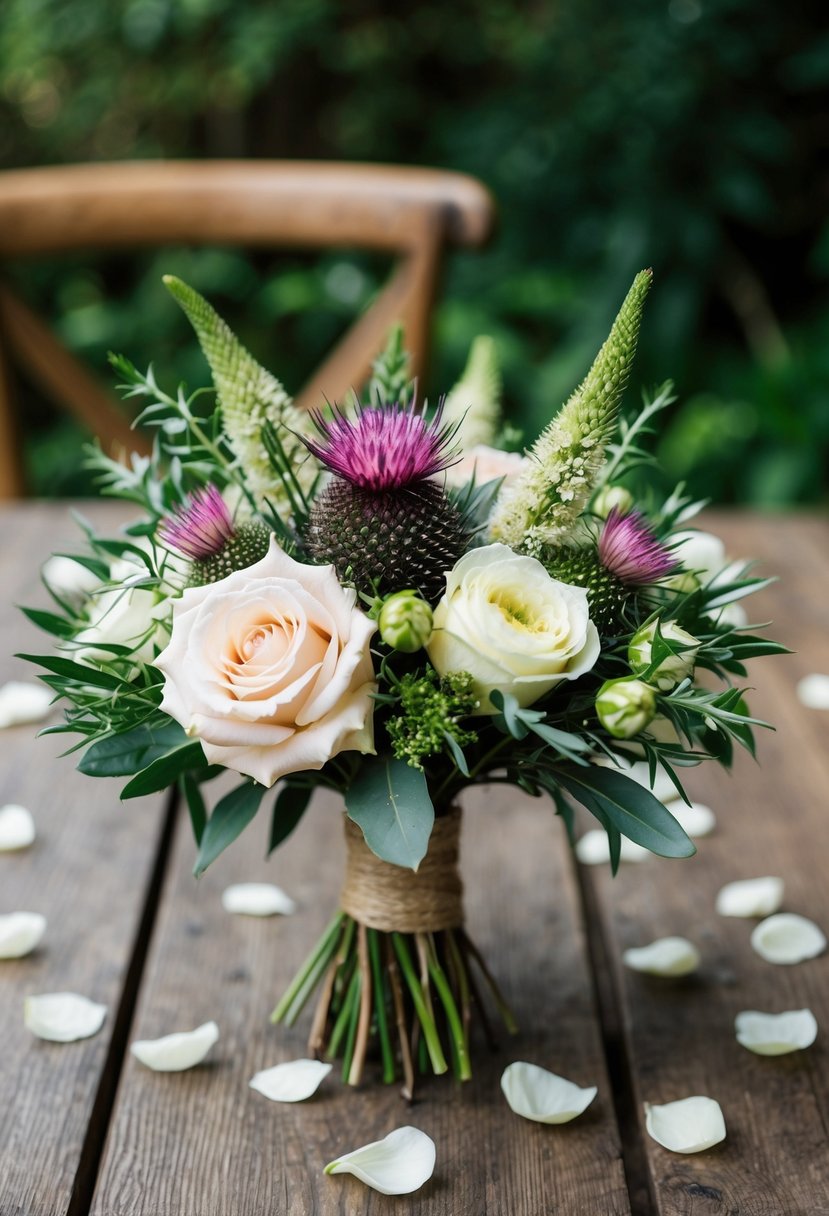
[596, 677, 656, 739]
[378, 591, 434, 653]
[628, 618, 700, 691]
[593, 484, 634, 519]
[662, 570, 701, 595]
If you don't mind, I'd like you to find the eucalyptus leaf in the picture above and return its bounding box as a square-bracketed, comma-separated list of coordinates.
[193, 781, 266, 876]
[79, 720, 189, 777]
[345, 757, 434, 871]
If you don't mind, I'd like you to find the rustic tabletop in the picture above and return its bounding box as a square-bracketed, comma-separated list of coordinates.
[1, 503, 827, 1216]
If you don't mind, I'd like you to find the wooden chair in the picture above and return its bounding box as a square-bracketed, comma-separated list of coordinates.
[0, 161, 495, 498]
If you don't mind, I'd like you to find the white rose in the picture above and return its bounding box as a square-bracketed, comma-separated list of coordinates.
[442, 446, 527, 489]
[42, 555, 99, 608]
[74, 559, 169, 667]
[426, 543, 600, 714]
[154, 539, 376, 787]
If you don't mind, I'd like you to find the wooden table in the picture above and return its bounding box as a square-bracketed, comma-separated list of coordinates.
[1, 504, 827, 1216]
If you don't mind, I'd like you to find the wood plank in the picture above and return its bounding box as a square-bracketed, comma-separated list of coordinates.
[92, 781, 632, 1215]
[0, 502, 174, 1216]
[578, 512, 829, 1215]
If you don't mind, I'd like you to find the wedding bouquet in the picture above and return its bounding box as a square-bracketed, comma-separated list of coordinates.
[26, 269, 784, 1095]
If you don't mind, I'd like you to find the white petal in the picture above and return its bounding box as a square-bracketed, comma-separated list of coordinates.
[42, 555, 98, 603]
[715, 876, 784, 918]
[797, 673, 829, 710]
[0, 912, 47, 958]
[623, 937, 701, 977]
[500, 1061, 597, 1124]
[324, 1126, 435, 1196]
[645, 1095, 726, 1153]
[750, 913, 826, 965]
[249, 1058, 332, 1102]
[24, 992, 107, 1042]
[0, 681, 53, 728]
[735, 1009, 818, 1055]
[130, 1020, 219, 1071]
[0, 804, 37, 851]
[575, 829, 650, 865]
[668, 801, 716, 838]
[221, 882, 296, 917]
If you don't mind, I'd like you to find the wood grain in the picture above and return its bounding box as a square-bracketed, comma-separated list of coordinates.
[0, 503, 172, 1216]
[579, 512, 829, 1215]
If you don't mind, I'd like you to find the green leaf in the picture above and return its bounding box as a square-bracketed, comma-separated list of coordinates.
[194, 781, 266, 876]
[20, 606, 83, 640]
[442, 730, 471, 777]
[345, 757, 434, 871]
[554, 764, 696, 859]
[269, 782, 312, 855]
[489, 689, 529, 739]
[78, 720, 189, 777]
[181, 773, 207, 846]
[120, 739, 206, 799]
[18, 653, 123, 691]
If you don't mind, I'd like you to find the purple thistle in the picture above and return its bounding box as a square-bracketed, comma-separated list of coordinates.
[303, 401, 459, 491]
[598, 509, 677, 585]
[158, 484, 235, 560]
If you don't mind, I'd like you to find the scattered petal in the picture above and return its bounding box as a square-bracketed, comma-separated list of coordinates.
[797, 673, 829, 710]
[575, 829, 650, 865]
[130, 1020, 219, 1071]
[750, 913, 826, 965]
[222, 882, 296, 917]
[324, 1126, 435, 1196]
[669, 801, 716, 838]
[0, 681, 53, 728]
[645, 1095, 726, 1154]
[0, 804, 37, 851]
[716, 876, 784, 919]
[500, 1061, 597, 1124]
[735, 1009, 818, 1056]
[0, 912, 47, 958]
[623, 937, 701, 977]
[24, 992, 107, 1042]
[249, 1058, 332, 1102]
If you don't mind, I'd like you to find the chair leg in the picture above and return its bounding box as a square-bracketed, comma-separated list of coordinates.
[0, 334, 25, 499]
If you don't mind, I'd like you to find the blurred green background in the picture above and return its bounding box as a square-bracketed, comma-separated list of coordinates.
[1, 0, 827, 504]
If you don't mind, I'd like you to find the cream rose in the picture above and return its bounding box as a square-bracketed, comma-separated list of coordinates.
[426, 543, 600, 714]
[154, 539, 376, 786]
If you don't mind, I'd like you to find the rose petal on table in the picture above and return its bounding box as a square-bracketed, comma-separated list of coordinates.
[249, 1058, 332, 1102]
[221, 883, 296, 917]
[623, 936, 701, 977]
[24, 992, 107, 1042]
[735, 1009, 818, 1056]
[645, 1095, 726, 1154]
[575, 830, 650, 865]
[324, 1126, 436, 1195]
[750, 913, 827, 965]
[668, 801, 716, 838]
[500, 1061, 597, 1124]
[715, 876, 784, 918]
[0, 912, 47, 959]
[130, 1020, 219, 1071]
[796, 673, 829, 710]
[0, 804, 36, 851]
[0, 681, 53, 728]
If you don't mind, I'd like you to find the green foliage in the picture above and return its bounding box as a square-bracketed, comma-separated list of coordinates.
[385, 669, 477, 772]
[345, 756, 434, 871]
[193, 780, 267, 876]
[368, 324, 412, 407]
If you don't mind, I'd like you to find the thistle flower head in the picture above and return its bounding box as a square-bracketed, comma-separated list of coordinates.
[158, 485, 234, 560]
[303, 401, 459, 491]
[598, 509, 677, 585]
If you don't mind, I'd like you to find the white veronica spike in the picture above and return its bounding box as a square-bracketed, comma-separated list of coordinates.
[796, 673, 829, 710]
[669, 802, 716, 838]
[500, 1061, 597, 1124]
[324, 1127, 436, 1196]
[623, 937, 700, 977]
[249, 1058, 332, 1102]
[750, 913, 826, 965]
[735, 1009, 818, 1056]
[0, 804, 36, 851]
[130, 1021, 219, 1071]
[221, 883, 296, 917]
[645, 1095, 726, 1154]
[575, 830, 650, 865]
[24, 992, 107, 1042]
[0, 681, 53, 728]
[0, 912, 47, 959]
[716, 876, 784, 919]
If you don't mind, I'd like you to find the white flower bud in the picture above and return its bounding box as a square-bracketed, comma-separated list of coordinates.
[593, 484, 634, 519]
[378, 592, 433, 653]
[628, 619, 700, 691]
[596, 678, 656, 739]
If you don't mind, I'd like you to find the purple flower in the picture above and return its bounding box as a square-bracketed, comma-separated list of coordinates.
[303, 401, 459, 491]
[158, 485, 235, 560]
[598, 509, 677, 585]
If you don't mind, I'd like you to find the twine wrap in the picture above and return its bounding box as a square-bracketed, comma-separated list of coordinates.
[340, 808, 464, 933]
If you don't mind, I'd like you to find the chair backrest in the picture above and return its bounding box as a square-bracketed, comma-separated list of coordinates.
[0, 161, 495, 498]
